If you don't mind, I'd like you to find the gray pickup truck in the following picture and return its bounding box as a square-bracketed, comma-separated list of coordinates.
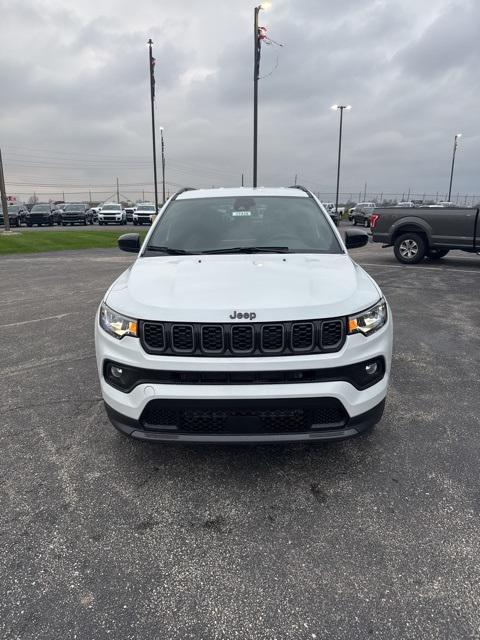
[370, 207, 479, 264]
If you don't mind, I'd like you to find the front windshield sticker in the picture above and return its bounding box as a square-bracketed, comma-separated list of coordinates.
[232, 211, 252, 217]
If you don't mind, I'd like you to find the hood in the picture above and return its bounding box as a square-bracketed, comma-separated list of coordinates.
[106, 254, 381, 322]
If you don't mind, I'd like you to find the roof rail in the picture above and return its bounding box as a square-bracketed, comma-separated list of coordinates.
[171, 187, 196, 201]
[287, 185, 313, 197]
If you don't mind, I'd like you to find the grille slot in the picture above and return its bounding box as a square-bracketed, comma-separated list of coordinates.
[201, 325, 224, 353]
[143, 323, 165, 351]
[172, 325, 194, 352]
[321, 320, 344, 349]
[291, 323, 314, 351]
[141, 318, 346, 357]
[231, 325, 255, 353]
[261, 324, 284, 352]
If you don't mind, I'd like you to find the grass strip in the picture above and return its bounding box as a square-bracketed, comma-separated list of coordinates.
[0, 230, 147, 255]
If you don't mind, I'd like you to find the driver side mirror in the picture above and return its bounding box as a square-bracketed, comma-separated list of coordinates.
[118, 233, 140, 253]
[344, 229, 369, 249]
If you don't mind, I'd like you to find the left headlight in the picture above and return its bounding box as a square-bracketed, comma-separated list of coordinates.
[348, 298, 387, 336]
[99, 302, 138, 339]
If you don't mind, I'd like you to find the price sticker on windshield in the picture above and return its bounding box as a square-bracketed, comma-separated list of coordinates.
[232, 211, 252, 217]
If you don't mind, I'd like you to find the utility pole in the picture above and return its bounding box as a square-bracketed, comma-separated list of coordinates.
[448, 133, 462, 201]
[0, 149, 10, 232]
[241, 173, 244, 187]
[116, 177, 120, 203]
[363, 182, 367, 201]
[331, 105, 351, 215]
[160, 127, 166, 204]
[294, 173, 298, 185]
[89, 190, 92, 204]
[148, 39, 159, 215]
[142, 189, 145, 201]
[407, 187, 410, 200]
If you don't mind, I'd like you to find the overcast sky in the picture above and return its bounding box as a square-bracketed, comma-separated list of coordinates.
[1, 0, 479, 202]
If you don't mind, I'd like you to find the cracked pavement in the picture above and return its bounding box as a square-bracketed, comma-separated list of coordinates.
[1, 235, 479, 639]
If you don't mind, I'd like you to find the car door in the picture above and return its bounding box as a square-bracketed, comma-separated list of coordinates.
[428, 208, 477, 248]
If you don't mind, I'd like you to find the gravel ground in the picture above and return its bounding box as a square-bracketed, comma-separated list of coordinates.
[1, 238, 479, 640]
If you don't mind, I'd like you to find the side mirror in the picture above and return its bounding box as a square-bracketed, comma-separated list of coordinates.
[118, 233, 140, 253]
[344, 229, 369, 249]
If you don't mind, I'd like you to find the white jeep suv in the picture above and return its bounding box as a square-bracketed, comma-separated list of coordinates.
[95, 187, 392, 443]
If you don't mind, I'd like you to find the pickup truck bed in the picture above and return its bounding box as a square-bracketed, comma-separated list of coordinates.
[371, 207, 479, 264]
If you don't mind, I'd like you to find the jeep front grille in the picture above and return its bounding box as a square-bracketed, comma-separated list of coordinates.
[140, 318, 345, 357]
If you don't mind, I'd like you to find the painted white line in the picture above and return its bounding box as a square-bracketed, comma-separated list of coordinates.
[360, 263, 480, 275]
[1, 312, 76, 328]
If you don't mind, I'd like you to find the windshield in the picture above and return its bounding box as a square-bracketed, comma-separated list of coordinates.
[144, 196, 342, 255]
[8, 205, 20, 212]
[137, 205, 155, 212]
[64, 204, 84, 212]
[31, 205, 50, 212]
[103, 204, 121, 211]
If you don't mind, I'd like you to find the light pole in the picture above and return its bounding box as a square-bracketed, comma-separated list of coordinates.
[448, 133, 462, 202]
[160, 127, 166, 205]
[331, 104, 351, 216]
[253, 2, 271, 188]
[148, 39, 159, 216]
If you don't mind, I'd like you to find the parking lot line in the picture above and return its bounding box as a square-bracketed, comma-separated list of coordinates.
[360, 263, 480, 275]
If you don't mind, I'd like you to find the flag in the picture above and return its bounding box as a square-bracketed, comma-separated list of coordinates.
[150, 56, 156, 99]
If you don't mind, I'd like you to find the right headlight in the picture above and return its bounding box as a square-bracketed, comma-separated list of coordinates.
[99, 302, 138, 339]
[348, 298, 387, 336]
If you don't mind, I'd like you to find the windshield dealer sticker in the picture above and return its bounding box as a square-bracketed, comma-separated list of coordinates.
[232, 211, 252, 217]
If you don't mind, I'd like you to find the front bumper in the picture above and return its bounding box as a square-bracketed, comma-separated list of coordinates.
[95, 311, 392, 443]
[62, 216, 85, 223]
[105, 398, 385, 443]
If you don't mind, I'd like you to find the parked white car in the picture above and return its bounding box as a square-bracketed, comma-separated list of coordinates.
[133, 203, 157, 225]
[97, 203, 126, 225]
[95, 186, 393, 443]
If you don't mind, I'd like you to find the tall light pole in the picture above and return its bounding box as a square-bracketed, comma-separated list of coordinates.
[331, 104, 351, 216]
[148, 39, 159, 216]
[160, 127, 166, 205]
[448, 133, 462, 201]
[253, 2, 271, 187]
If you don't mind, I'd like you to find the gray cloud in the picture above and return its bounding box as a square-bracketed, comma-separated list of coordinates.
[1, 0, 479, 202]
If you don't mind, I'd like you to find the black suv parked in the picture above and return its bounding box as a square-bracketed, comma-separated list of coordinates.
[26, 204, 55, 226]
[1, 204, 29, 227]
[61, 203, 93, 225]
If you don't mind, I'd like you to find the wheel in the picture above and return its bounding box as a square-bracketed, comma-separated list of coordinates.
[99, 221, 103, 226]
[394, 232, 427, 264]
[27, 222, 32, 227]
[133, 221, 138, 226]
[48, 219, 53, 226]
[363, 219, 369, 228]
[352, 218, 357, 226]
[83, 219, 87, 225]
[426, 249, 449, 260]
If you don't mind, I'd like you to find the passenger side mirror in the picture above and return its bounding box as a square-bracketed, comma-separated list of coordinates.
[118, 233, 141, 253]
[344, 230, 369, 249]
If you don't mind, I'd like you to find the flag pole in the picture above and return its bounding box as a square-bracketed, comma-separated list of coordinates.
[148, 39, 159, 214]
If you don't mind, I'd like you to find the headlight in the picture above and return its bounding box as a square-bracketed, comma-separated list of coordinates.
[99, 302, 138, 339]
[348, 299, 387, 336]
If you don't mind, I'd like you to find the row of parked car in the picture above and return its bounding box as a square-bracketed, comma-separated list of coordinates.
[1, 202, 158, 227]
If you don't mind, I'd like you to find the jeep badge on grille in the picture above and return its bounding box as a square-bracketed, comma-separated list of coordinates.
[229, 311, 256, 320]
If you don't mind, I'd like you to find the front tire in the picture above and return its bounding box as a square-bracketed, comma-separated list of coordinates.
[352, 218, 357, 226]
[426, 249, 449, 260]
[394, 232, 427, 264]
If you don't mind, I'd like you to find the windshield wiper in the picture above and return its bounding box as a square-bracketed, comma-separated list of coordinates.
[201, 246, 290, 254]
[145, 245, 193, 255]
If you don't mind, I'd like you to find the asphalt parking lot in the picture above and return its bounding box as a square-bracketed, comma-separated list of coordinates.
[1, 238, 479, 639]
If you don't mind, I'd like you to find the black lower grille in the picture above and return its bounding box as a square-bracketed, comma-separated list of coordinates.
[140, 317, 346, 357]
[140, 399, 347, 434]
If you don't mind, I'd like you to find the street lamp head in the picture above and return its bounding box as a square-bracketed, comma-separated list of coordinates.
[330, 104, 338, 110]
[345, 105, 352, 110]
[456, 133, 462, 138]
[260, 1, 272, 10]
[159, 126, 164, 131]
[331, 104, 352, 110]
